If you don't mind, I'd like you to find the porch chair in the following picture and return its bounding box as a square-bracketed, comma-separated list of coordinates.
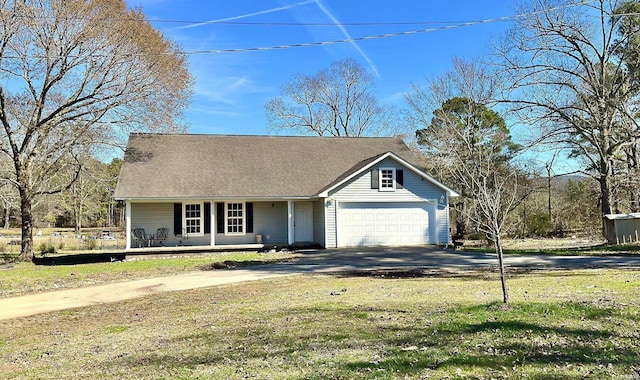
[156, 228, 169, 246]
[132, 228, 150, 248]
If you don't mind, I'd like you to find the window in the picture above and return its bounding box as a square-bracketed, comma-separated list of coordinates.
[184, 203, 203, 235]
[225, 202, 245, 235]
[379, 168, 396, 191]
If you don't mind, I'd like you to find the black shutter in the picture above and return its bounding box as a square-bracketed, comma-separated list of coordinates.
[396, 169, 404, 189]
[203, 202, 211, 234]
[173, 203, 182, 235]
[371, 169, 379, 189]
[216, 202, 224, 234]
[246, 202, 254, 233]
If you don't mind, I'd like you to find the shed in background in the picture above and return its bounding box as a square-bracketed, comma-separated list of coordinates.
[604, 213, 640, 244]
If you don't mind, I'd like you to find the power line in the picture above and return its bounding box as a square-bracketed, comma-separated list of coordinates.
[148, 20, 512, 27]
[0, 0, 614, 58]
[178, 1, 592, 55]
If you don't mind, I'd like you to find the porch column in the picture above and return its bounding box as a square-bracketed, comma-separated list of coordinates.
[125, 201, 131, 250]
[287, 200, 294, 245]
[210, 201, 216, 246]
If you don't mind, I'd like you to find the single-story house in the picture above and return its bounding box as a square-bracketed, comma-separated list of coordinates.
[114, 134, 459, 251]
[604, 213, 640, 244]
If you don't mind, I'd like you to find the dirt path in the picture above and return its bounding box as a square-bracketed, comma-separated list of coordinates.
[0, 269, 295, 321]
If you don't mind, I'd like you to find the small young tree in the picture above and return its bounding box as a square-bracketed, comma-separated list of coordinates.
[406, 59, 525, 303]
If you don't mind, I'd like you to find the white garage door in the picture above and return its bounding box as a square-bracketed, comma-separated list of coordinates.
[337, 202, 431, 247]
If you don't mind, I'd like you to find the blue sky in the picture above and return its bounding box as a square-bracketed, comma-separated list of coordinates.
[126, 1, 515, 136]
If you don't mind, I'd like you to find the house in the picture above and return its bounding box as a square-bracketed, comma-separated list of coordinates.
[604, 213, 640, 244]
[114, 134, 459, 251]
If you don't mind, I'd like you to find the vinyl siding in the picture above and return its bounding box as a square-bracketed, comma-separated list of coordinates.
[325, 201, 338, 248]
[326, 157, 451, 247]
[436, 202, 450, 245]
[131, 203, 182, 246]
[215, 201, 288, 245]
[330, 158, 444, 202]
[131, 201, 289, 247]
[313, 199, 325, 246]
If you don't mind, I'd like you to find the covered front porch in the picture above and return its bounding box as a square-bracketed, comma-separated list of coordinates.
[124, 199, 326, 251]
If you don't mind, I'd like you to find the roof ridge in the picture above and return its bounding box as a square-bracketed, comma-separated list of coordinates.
[130, 132, 402, 140]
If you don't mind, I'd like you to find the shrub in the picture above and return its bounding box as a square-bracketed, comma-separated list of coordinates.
[85, 238, 97, 251]
[37, 243, 56, 255]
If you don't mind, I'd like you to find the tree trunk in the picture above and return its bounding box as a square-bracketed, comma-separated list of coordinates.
[18, 189, 34, 262]
[3, 203, 9, 229]
[495, 235, 509, 304]
[74, 203, 82, 236]
[599, 158, 614, 236]
[547, 173, 552, 223]
[628, 142, 639, 212]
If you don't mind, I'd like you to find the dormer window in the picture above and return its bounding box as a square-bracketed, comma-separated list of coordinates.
[379, 168, 395, 191]
[371, 167, 404, 191]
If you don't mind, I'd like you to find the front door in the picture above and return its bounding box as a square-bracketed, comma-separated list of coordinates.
[294, 201, 313, 242]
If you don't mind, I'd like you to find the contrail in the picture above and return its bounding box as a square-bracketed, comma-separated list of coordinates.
[313, 0, 380, 78]
[177, 0, 315, 29]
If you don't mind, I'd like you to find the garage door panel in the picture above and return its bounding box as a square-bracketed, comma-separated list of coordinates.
[338, 202, 431, 247]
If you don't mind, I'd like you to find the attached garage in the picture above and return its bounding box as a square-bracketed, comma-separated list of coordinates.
[337, 202, 433, 247]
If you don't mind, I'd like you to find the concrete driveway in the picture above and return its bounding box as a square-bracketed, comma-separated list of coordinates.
[265, 247, 640, 273]
[1, 246, 639, 321]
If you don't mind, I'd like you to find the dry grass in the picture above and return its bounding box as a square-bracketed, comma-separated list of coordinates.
[0, 252, 296, 298]
[2, 269, 640, 379]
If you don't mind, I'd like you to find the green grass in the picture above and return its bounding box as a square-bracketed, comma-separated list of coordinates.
[2, 269, 640, 379]
[0, 251, 295, 298]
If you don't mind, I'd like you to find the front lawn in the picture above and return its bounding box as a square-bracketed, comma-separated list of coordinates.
[0, 251, 296, 298]
[2, 269, 639, 379]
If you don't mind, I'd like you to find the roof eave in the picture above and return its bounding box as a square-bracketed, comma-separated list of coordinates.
[115, 195, 317, 202]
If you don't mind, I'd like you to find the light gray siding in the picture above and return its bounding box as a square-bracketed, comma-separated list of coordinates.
[131, 201, 290, 247]
[131, 202, 210, 246]
[313, 199, 325, 246]
[326, 157, 451, 247]
[435, 202, 450, 245]
[131, 203, 181, 246]
[325, 201, 338, 248]
[330, 158, 444, 202]
[214, 201, 288, 245]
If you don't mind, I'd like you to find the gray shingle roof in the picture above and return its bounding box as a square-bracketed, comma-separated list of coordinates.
[114, 134, 426, 199]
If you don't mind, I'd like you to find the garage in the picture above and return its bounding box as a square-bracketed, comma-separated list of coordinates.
[337, 202, 432, 247]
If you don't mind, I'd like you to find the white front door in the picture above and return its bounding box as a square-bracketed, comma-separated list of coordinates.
[294, 201, 313, 242]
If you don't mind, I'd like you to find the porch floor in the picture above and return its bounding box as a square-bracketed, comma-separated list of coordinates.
[126, 244, 267, 255]
[125, 242, 320, 256]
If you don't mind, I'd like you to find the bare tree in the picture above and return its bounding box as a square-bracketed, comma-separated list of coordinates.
[496, 0, 640, 230]
[0, 181, 17, 229]
[59, 159, 103, 235]
[0, 0, 192, 260]
[406, 59, 525, 303]
[265, 58, 398, 137]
